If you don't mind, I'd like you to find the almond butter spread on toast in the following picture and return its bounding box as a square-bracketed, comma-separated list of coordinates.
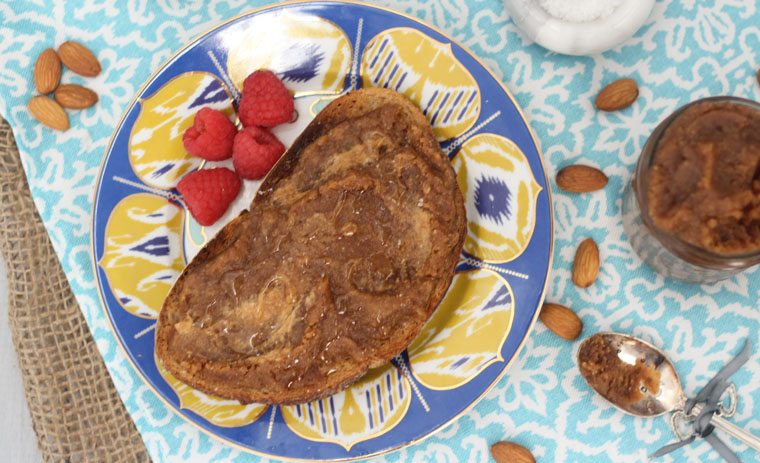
[156, 88, 466, 404]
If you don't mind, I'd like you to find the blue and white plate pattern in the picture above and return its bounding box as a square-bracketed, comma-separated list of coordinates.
[91, 2, 551, 460]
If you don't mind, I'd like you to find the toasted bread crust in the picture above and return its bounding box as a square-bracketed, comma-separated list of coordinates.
[156, 88, 466, 404]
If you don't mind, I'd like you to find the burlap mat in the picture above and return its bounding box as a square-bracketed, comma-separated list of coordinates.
[0, 118, 150, 462]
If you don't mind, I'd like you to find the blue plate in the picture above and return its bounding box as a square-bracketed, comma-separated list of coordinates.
[91, 1, 553, 460]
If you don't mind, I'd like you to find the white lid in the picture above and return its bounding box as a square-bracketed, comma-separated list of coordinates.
[504, 0, 655, 55]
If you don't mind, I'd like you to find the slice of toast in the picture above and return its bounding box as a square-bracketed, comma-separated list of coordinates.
[156, 88, 466, 404]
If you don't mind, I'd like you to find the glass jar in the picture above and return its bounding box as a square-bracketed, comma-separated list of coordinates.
[622, 96, 760, 284]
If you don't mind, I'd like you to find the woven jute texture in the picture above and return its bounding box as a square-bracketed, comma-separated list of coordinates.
[0, 118, 150, 463]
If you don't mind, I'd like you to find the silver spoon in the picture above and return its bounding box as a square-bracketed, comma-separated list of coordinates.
[577, 332, 760, 453]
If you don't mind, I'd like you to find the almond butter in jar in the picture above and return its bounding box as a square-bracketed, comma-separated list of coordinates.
[623, 96, 760, 283]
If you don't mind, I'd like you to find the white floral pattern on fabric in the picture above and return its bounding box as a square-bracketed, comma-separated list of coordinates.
[0, 1, 758, 462]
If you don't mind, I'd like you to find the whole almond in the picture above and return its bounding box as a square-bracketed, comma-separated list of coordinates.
[58, 41, 101, 77]
[539, 302, 583, 340]
[54, 84, 98, 109]
[556, 165, 608, 193]
[573, 238, 600, 288]
[595, 78, 638, 111]
[756, 68, 760, 86]
[491, 441, 535, 463]
[33, 48, 61, 94]
[28, 96, 69, 131]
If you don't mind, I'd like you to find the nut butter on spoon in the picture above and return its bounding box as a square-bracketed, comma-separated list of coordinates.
[577, 333, 760, 452]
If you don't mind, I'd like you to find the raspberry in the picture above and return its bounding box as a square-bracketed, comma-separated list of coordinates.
[238, 70, 294, 128]
[177, 168, 241, 226]
[182, 107, 237, 161]
[232, 126, 286, 180]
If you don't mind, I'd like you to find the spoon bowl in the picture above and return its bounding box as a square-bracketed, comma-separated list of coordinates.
[577, 332, 684, 417]
[577, 332, 760, 453]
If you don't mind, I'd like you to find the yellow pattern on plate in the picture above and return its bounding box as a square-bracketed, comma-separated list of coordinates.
[282, 363, 410, 450]
[99, 193, 185, 319]
[452, 134, 542, 262]
[361, 27, 480, 140]
[225, 13, 352, 95]
[129, 72, 235, 189]
[156, 355, 268, 428]
[408, 269, 514, 390]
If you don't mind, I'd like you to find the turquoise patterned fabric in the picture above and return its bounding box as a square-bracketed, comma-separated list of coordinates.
[1, 1, 758, 462]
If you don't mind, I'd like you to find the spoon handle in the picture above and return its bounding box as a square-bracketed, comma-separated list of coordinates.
[706, 411, 760, 453]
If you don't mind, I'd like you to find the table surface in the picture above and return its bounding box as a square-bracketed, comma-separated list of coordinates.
[0, 256, 42, 461]
[1, 1, 759, 462]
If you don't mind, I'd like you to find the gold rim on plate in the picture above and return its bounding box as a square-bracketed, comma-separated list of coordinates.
[89, 1, 555, 460]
